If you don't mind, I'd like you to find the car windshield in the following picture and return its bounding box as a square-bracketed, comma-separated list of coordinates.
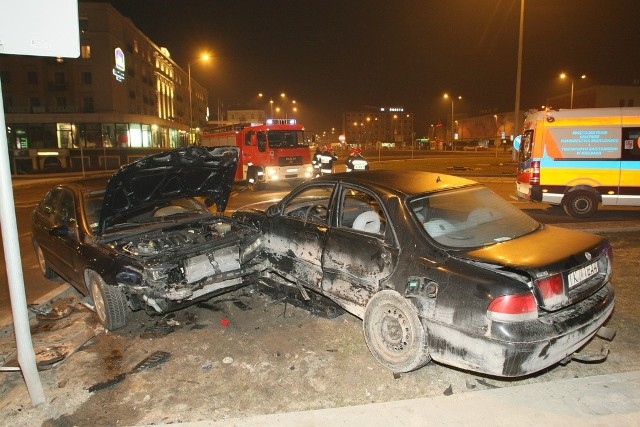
[409, 186, 540, 249]
[83, 189, 105, 235]
[84, 192, 211, 236]
[267, 131, 308, 148]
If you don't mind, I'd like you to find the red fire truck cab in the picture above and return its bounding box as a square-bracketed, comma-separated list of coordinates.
[201, 119, 313, 190]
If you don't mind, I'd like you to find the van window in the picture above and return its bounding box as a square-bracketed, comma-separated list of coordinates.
[622, 128, 640, 160]
[518, 130, 533, 162]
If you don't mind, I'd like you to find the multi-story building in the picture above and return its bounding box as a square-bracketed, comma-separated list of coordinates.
[343, 107, 414, 149]
[0, 2, 208, 173]
[545, 85, 640, 110]
[451, 85, 640, 151]
[225, 109, 266, 125]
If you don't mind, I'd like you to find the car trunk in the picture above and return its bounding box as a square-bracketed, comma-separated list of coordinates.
[458, 225, 612, 311]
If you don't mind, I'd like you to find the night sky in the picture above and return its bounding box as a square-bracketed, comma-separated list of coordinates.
[87, 0, 640, 136]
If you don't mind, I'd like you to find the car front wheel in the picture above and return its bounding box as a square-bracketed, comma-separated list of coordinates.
[87, 270, 129, 330]
[363, 290, 431, 373]
[35, 243, 56, 279]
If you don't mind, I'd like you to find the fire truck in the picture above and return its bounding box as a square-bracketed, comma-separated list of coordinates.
[200, 119, 314, 190]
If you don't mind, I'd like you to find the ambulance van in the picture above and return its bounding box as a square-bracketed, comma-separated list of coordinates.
[516, 107, 640, 217]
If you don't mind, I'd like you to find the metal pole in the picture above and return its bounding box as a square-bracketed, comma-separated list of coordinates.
[570, 80, 574, 109]
[513, 0, 525, 161]
[188, 62, 192, 144]
[0, 78, 46, 405]
[451, 100, 454, 151]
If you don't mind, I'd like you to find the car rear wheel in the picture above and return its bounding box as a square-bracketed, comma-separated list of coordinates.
[87, 270, 129, 330]
[35, 243, 56, 279]
[563, 191, 598, 218]
[363, 290, 431, 373]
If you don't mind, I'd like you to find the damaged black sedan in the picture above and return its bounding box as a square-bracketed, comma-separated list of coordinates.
[32, 146, 263, 330]
[233, 170, 615, 377]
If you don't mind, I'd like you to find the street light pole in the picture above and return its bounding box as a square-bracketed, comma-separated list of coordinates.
[188, 62, 193, 142]
[444, 93, 461, 150]
[187, 53, 210, 144]
[560, 73, 586, 109]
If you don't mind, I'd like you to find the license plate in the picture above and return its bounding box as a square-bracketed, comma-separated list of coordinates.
[354, 164, 366, 170]
[567, 262, 599, 288]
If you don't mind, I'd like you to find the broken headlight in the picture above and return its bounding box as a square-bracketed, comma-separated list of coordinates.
[240, 236, 263, 264]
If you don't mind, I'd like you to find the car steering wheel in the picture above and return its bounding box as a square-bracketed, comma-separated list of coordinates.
[305, 204, 328, 223]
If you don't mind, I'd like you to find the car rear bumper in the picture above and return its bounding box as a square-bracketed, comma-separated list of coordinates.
[424, 283, 615, 377]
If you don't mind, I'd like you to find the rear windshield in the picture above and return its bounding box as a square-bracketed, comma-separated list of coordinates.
[409, 186, 540, 249]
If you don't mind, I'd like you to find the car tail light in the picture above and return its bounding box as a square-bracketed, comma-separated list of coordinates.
[487, 292, 538, 322]
[537, 273, 564, 299]
[535, 273, 567, 308]
[530, 160, 540, 185]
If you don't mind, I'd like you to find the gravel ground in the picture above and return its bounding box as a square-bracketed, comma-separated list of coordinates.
[1, 230, 639, 427]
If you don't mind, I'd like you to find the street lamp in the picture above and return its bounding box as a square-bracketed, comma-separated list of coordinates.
[259, 93, 296, 120]
[559, 73, 586, 109]
[444, 93, 462, 150]
[188, 53, 210, 143]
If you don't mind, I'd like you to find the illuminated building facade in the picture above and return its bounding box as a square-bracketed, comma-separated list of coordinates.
[0, 2, 208, 172]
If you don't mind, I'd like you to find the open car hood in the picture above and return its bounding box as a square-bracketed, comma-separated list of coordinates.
[98, 146, 239, 236]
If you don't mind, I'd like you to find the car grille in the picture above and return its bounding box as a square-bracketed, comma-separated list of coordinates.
[278, 156, 303, 166]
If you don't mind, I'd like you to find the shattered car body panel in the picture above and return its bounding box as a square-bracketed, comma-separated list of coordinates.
[233, 170, 616, 377]
[32, 146, 263, 330]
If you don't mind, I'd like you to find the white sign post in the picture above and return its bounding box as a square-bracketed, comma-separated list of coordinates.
[0, 0, 80, 406]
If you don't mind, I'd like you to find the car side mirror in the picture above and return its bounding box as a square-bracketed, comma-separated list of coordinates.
[266, 204, 281, 217]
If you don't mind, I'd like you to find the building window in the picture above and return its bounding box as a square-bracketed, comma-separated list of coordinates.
[83, 97, 94, 113]
[79, 17, 88, 34]
[27, 71, 38, 84]
[82, 71, 92, 84]
[629, 99, 635, 107]
[81, 45, 91, 59]
[54, 72, 65, 84]
[56, 97, 67, 108]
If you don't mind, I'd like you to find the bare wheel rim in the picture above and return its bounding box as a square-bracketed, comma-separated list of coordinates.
[573, 197, 592, 213]
[36, 245, 47, 274]
[90, 276, 107, 323]
[375, 304, 412, 356]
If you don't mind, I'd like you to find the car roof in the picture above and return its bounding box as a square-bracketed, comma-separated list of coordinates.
[315, 170, 479, 197]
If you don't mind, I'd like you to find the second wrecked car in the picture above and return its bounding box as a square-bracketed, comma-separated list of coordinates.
[32, 146, 263, 329]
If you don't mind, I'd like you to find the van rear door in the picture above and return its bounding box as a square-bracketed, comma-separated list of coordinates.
[619, 127, 640, 206]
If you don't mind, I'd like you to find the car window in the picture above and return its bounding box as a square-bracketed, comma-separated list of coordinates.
[37, 188, 62, 223]
[339, 188, 386, 235]
[411, 186, 540, 248]
[83, 189, 105, 234]
[54, 190, 76, 227]
[282, 185, 334, 225]
[115, 197, 210, 224]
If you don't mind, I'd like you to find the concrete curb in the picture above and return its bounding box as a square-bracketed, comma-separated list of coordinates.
[147, 370, 640, 427]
